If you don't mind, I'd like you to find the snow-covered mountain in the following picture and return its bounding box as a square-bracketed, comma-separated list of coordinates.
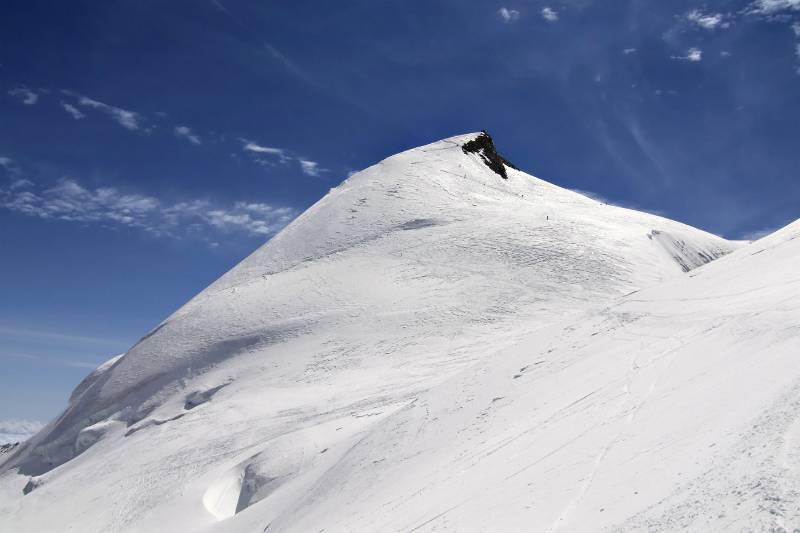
[3, 132, 796, 532]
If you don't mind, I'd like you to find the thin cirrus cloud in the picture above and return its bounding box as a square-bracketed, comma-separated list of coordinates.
[71, 94, 144, 131]
[241, 139, 326, 177]
[242, 140, 289, 161]
[720, 1, 800, 72]
[174, 125, 202, 145]
[7, 88, 330, 179]
[0, 158, 29, 189]
[7, 87, 38, 105]
[0, 176, 297, 241]
[10, 178, 33, 189]
[60, 101, 86, 120]
[7, 88, 142, 130]
[298, 159, 323, 177]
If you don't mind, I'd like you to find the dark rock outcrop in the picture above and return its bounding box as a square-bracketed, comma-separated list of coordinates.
[0, 442, 19, 455]
[461, 131, 518, 179]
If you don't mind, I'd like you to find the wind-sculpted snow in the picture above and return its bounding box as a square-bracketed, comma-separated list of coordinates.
[0, 132, 760, 532]
[268, 219, 800, 532]
[647, 229, 731, 272]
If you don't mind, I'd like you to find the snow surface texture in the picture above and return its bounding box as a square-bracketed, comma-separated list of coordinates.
[3, 132, 794, 532]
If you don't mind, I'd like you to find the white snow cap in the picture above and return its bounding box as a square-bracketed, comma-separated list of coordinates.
[3, 133, 797, 533]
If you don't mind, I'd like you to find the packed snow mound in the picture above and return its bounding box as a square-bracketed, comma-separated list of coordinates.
[0, 132, 752, 532]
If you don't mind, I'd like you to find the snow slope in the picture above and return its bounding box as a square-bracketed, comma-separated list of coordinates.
[0, 132, 772, 532]
[271, 219, 800, 533]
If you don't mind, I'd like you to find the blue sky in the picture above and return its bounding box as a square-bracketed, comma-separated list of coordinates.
[1, 0, 799, 422]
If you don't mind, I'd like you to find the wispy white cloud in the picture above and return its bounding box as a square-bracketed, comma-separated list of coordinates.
[0, 419, 44, 444]
[747, 0, 800, 14]
[744, 2, 800, 71]
[740, 7, 800, 71]
[623, 48, 638, 55]
[10, 178, 33, 189]
[498, 7, 520, 23]
[686, 47, 703, 61]
[205, 208, 279, 235]
[541, 7, 559, 22]
[60, 101, 86, 120]
[0, 156, 21, 178]
[1, 179, 158, 225]
[298, 159, 325, 177]
[673, 47, 703, 61]
[161, 199, 294, 236]
[241, 140, 288, 160]
[174, 125, 202, 145]
[67, 92, 143, 131]
[8, 87, 38, 105]
[240, 139, 327, 177]
[686, 10, 728, 30]
[57, 89, 207, 144]
[0, 177, 296, 240]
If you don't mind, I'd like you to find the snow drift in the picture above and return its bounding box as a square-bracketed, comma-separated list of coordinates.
[3, 132, 795, 532]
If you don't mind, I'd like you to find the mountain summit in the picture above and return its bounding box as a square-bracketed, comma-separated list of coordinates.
[4, 133, 798, 532]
